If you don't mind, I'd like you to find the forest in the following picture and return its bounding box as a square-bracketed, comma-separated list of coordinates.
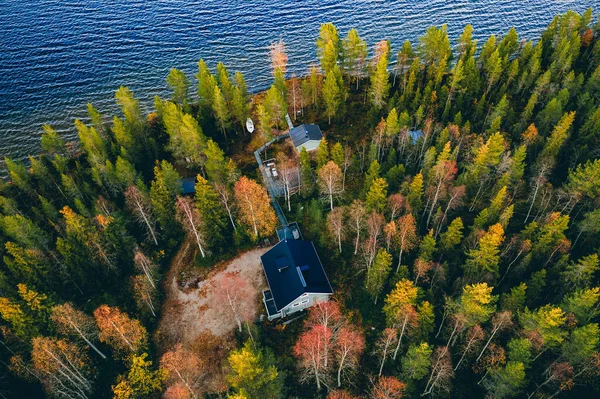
[1, 8, 600, 399]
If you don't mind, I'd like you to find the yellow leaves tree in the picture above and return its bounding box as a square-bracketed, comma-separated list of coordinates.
[233, 176, 278, 239]
[383, 279, 421, 360]
[460, 283, 497, 327]
[465, 223, 505, 281]
[93, 305, 147, 356]
[521, 305, 567, 351]
[112, 353, 165, 399]
[445, 283, 498, 349]
[228, 341, 281, 399]
[0, 297, 37, 339]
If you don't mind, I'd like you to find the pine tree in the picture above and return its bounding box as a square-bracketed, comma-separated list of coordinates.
[366, 178, 388, 213]
[402, 342, 432, 380]
[323, 65, 343, 124]
[366, 248, 392, 304]
[317, 23, 340, 74]
[196, 58, 216, 109]
[228, 341, 281, 399]
[213, 85, 230, 137]
[342, 28, 367, 88]
[370, 41, 390, 108]
[166, 68, 190, 107]
[465, 223, 505, 281]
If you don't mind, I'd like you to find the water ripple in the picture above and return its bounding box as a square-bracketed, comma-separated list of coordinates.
[0, 0, 595, 160]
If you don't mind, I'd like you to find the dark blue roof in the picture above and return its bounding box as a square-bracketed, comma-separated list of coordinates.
[260, 239, 332, 310]
[289, 124, 323, 147]
[408, 130, 423, 142]
[179, 177, 196, 194]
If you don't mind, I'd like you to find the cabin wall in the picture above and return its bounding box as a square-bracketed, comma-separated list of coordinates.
[281, 292, 331, 317]
[296, 140, 321, 152]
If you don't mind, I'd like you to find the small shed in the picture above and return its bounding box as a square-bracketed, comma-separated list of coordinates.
[289, 124, 323, 152]
[179, 177, 196, 195]
[261, 239, 333, 321]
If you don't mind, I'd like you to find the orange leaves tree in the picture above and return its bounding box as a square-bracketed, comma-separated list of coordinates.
[161, 343, 205, 399]
[51, 302, 106, 359]
[327, 390, 361, 399]
[233, 176, 277, 239]
[269, 39, 288, 74]
[334, 326, 365, 387]
[93, 305, 147, 356]
[370, 375, 406, 399]
[294, 324, 332, 390]
[375, 328, 398, 377]
[31, 336, 93, 399]
[393, 213, 418, 272]
[294, 301, 365, 390]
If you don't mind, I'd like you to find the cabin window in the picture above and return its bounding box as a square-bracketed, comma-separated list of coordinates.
[292, 302, 300, 307]
[301, 300, 309, 305]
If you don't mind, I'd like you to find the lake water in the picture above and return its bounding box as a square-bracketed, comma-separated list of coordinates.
[0, 0, 597, 160]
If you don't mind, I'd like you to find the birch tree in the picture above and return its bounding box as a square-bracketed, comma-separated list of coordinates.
[294, 324, 332, 390]
[454, 325, 484, 371]
[31, 337, 93, 399]
[375, 328, 398, 377]
[318, 161, 343, 210]
[234, 176, 278, 238]
[161, 343, 204, 399]
[327, 206, 346, 253]
[176, 196, 206, 258]
[133, 251, 158, 289]
[132, 275, 158, 317]
[214, 183, 237, 230]
[93, 305, 147, 355]
[383, 279, 420, 360]
[475, 311, 513, 362]
[212, 272, 254, 334]
[422, 347, 454, 396]
[334, 326, 365, 387]
[371, 376, 406, 399]
[277, 152, 298, 212]
[51, 303, 107, 359]
[349, 200, 367, 255]
[125, 185, 158, 245]
[394, 213, 418, 271]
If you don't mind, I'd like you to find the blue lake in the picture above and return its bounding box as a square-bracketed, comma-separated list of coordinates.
[0, 0, 597, 160]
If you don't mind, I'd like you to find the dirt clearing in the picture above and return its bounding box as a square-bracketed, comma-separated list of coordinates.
[157, 243, 270, 349]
